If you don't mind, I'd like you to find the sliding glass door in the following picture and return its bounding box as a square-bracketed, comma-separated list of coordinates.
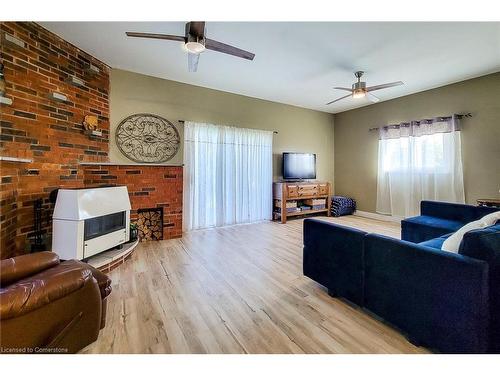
[183, 122, 273, 230]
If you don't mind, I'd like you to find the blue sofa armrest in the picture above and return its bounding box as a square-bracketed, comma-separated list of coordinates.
[364, 233, 489, 353]
[459, 224, 500, 353]
[420, 200, 498, 222]
[303, 219, 366, 305]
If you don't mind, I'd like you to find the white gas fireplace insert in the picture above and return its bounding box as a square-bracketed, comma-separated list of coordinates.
[52, 186, 131, 260]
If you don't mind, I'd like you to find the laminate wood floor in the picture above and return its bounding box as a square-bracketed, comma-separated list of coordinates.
[82, 215, 428, 354]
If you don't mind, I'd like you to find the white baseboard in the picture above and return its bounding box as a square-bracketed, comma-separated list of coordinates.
[353, 210, 403, 223]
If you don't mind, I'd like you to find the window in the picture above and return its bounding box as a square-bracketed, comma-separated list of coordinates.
[381, 133, 449, 173]
[376, 117, 465, 217]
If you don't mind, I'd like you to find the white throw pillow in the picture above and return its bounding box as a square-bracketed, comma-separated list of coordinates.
[480, 211, 500, 226]
[441, 211, 500, 253]
[441, 219, 487, 253]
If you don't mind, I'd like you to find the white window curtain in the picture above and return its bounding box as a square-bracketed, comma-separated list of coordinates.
[183, 121, 273, 231]
[376, 116, 465, 218]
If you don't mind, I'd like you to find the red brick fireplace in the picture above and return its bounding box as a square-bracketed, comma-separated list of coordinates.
[82, 164, 183, 240]
[0, 22, 110, 259]
[0, 22, 183, 259]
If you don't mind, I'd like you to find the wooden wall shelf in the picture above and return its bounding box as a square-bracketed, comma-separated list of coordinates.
[0, 156, 33, 163]
[273, 181, 332, 223]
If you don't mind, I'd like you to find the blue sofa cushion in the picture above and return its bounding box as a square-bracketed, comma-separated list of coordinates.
[402, 215, 463, 243]
[459, 223, 500, 352]
[404, 215, 463, 231]
[418, 233, 452, 249]
[402, 201, 499, 243]
[303, 219, 366, 306]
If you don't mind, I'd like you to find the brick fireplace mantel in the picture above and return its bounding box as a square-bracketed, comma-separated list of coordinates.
[80, 162, 183, 167]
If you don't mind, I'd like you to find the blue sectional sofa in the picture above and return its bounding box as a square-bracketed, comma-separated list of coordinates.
[303, 201, 500, 353]
[401, 200, 497, 243]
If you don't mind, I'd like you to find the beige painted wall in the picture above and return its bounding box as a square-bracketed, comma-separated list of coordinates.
[110, 69, 335, 182]
[334, 72, 500, 212]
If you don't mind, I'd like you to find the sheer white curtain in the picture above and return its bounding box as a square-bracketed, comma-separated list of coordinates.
[183, 121, 273, 231]
[376, 116, 465, 218]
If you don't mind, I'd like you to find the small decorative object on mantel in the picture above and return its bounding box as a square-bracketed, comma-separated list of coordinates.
[83, 114, 102, 136]
[116, 113, 180, 163]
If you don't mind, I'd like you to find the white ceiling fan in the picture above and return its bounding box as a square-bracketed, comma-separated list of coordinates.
[326, 71, 404, 105]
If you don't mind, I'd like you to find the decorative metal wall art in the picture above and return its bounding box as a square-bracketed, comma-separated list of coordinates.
[115, 113, 180, 163]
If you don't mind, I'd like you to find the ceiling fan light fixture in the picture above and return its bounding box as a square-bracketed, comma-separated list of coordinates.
[184, 41, 206, 54]
[352, 89, 366, 99]
[327, 72, 403, 106]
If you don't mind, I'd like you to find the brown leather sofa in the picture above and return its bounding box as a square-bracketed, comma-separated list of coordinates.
[0, 251, 111, 353]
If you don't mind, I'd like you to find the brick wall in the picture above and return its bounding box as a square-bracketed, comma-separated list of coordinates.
[0, 162, 19, 257]
[82, 165, 183, 239]
[1, 22, 110, 259]
[0, 22, 184, 260]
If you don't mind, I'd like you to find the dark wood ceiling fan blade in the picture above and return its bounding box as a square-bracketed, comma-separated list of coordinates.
[125, 32, 186, 42]
[188, 53, 200, 72]
[366, 81, 404, 92]
[326, 93, 352, 105]
[187, 22, 206, 38]
[333, 87, 353, 92]
[205, 38, 255, 60]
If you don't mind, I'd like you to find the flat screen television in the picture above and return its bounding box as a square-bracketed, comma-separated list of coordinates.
[282, 152, 316, 180]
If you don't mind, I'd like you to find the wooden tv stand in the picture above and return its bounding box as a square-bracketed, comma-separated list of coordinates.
[273, 181, 331, 223]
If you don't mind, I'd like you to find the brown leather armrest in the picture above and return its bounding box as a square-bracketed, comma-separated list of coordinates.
[0, 252, 60, 286]
[0, 260, 93, 320]
[86, 265, 112, 299]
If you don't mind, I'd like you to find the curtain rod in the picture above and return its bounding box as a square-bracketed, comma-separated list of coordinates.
[368, 113, 472, 132]
[178, 120, 278, 134]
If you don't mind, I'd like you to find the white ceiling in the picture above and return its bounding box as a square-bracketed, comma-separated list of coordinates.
[41, 22, 500, 114]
